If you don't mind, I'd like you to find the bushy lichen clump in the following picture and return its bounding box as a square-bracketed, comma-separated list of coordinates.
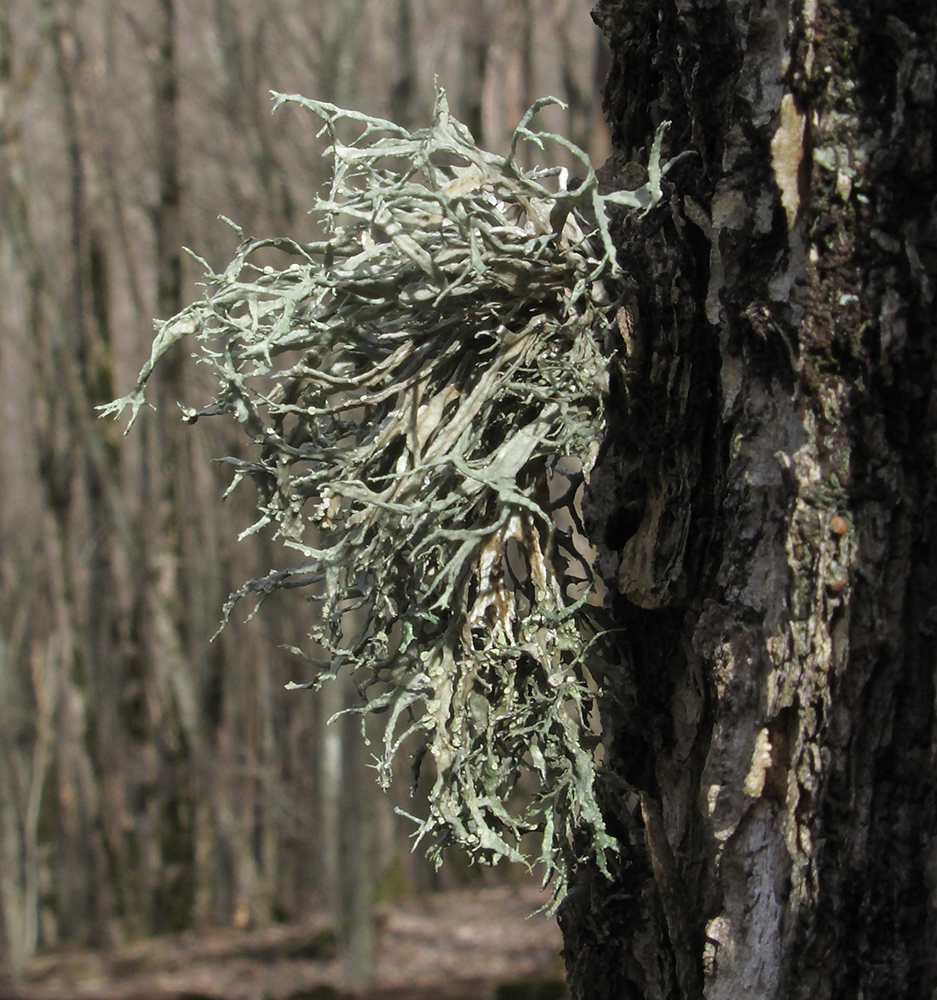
[103, 90, 675, 900]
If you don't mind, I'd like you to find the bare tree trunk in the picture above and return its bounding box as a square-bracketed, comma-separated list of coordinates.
[517, 0, 534, 125]
[307, 0, 366, 106]
[0, 7, 48, 973]
[213, 0, 292, 230]
[560, 0, 937, 997]
[461, 0, 490, 144]
[390, 0, 416, 129]
[147, 0, 198, 934]
[28, 0, 119, 951]
[152, 0, 183, 326]
[318, 626, 378, 984]
[316, 680, 344, 922]
[343, 710, 376, 990]
[0, 594, 60, 976]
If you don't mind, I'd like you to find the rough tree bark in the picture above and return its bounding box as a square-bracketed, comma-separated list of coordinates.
[561, 0, 937, 998]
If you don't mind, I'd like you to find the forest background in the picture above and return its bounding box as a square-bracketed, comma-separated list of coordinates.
[0, 0, 611, 979]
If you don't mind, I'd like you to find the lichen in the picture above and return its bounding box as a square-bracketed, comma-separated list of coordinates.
[101, 88, 680, 902]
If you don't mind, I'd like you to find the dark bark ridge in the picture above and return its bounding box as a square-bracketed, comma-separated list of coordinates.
[561, 0, 937, 997]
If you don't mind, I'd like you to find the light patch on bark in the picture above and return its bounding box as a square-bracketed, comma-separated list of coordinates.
[704, 803, 788, 1000]
[771, 94, 805, 229]
[743, 728, 773, 797]
[803, 0, 818, 77]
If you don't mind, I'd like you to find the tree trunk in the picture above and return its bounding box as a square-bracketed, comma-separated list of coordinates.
[390, 0, 417, 129]
[342, 709, 377, 990]
[561, 0, 937, 997]
[146, 0, 200, 934]
[461, 0, 490, 144]
[316, 679, 344, 923]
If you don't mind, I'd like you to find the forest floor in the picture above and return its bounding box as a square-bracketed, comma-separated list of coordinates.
[6, 884, 567, 1000]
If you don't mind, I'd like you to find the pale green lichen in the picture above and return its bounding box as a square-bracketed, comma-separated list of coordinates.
[101, 89, 678, 902]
